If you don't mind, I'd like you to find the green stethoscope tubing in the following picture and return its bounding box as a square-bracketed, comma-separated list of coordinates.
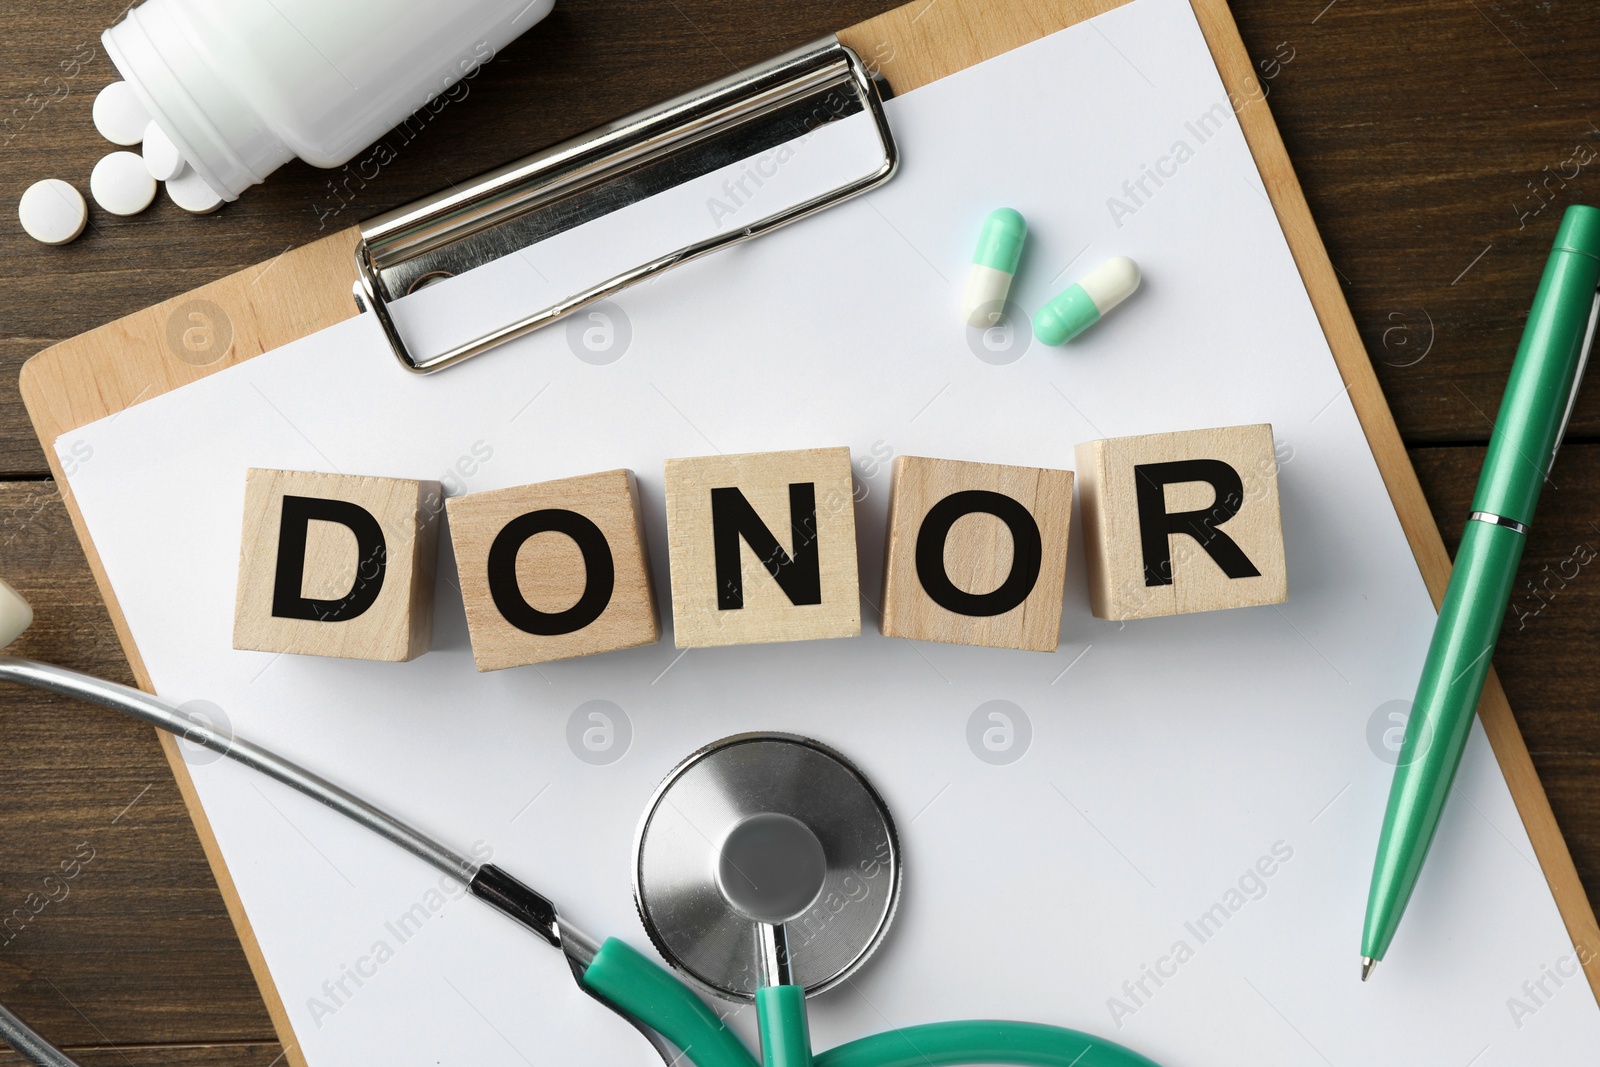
[585, 936, 1163, 1067]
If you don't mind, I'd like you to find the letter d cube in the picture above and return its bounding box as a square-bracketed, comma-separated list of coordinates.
[1075, 424, 1287, 620]
[233, 469, 441, 661]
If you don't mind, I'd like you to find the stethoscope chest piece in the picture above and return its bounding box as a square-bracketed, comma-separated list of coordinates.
[632, 733, 900, 1000]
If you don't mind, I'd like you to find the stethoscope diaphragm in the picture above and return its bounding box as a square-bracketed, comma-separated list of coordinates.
[632, 733, 901, 1000]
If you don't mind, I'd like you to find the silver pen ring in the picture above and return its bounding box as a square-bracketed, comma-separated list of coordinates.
[1469, 511, 1530, 535]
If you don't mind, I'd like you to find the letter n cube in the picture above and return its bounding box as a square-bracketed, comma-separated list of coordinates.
[663, 447, 860, 648]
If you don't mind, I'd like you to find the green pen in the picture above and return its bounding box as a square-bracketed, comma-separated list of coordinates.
[1361, 204, 1600, 980]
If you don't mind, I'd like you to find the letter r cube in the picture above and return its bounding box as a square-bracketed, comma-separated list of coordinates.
[1075, 424, 1287, 620]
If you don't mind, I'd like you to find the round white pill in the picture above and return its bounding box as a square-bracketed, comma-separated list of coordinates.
[165, 167, 224, 214]
[90, 151, 158, 216]
[18, 179, 87, 245]
[92, 81, 149, 146]
[142, 121, 186, 182]
[0, 577, 33, 649]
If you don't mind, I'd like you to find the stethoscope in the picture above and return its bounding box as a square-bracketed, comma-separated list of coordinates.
[0, 655, 1166, 1067]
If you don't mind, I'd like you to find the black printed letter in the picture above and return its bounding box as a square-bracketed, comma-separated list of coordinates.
[711, 484, 822, 609]
[272, 496, 387, 622]
[1133, 460, 1261, 587]
[487, 510, 615, 635]
[914, 490, 1043, 616]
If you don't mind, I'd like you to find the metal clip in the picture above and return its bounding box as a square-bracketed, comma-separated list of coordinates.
[1550, 286, 1599, 469]
[354, 36, 897, 374]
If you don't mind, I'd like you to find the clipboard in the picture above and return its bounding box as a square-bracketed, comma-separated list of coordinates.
[18, 0, 1600, 1060]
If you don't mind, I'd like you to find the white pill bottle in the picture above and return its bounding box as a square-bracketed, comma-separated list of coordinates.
[103, 0, 555, 200]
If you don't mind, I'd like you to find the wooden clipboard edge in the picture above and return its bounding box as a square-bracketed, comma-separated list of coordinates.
[1180, 0, 1600, 1000]
[850, 0, 1600, 1002]
[846, 0, 1600, 1004]
[19, 230, 358, 1067]
[20, 369, 348, 1060]
[17, 0, 1599, 1054]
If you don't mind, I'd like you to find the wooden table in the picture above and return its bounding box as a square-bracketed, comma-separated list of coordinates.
[1, 0, 1596, 1061]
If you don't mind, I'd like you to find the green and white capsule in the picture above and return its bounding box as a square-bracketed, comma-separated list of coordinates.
[962, 207, 1027, 327]
[1033, 256, 1141, 345]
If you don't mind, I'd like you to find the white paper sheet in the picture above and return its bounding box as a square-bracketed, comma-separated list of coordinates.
[59, 0, 1600, 1063]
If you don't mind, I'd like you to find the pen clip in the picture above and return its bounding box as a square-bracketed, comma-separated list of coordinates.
[1551, 285, 1600, 471]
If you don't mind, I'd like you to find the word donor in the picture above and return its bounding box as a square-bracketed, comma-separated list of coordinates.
[232, 425, 1287, 668]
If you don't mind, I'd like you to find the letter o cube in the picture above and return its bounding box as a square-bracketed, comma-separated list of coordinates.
[447, 469, 660, 670]
[880, 456, 1075, 651]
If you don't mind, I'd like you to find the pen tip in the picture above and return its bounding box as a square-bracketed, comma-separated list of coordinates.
[1361, 957, 1377, 982]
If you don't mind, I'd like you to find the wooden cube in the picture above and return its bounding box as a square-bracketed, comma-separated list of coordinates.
[1075, 424, 1287, 620]
[880, 456, 1074, 652]
[663, 447, 860, 648]
[447, 470, 660, 670]
[234, 469, 441, 661]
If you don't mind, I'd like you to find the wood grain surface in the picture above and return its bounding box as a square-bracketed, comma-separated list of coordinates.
[0, 1046, 285, 1066]
[2, 0, 1598, 1061]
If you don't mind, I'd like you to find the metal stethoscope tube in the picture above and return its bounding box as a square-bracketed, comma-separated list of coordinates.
[0, 656, 592, 1067]
[0, 1001, 77, 1067]
[0, 656, 480, 883]
[0, 656, 1169, 1067]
